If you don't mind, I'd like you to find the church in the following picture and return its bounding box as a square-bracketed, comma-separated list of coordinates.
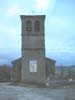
[12, 15, 56, 84]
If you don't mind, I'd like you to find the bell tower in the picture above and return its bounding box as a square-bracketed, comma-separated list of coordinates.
[20, 15, 46, 84]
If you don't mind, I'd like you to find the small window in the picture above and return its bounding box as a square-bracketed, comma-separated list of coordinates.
[29, 60, 37, 72]
[26, 20, 32, 32]
[34, 20, 40, 32]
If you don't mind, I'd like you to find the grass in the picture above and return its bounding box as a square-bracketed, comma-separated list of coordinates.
[9, 81, 75, 89]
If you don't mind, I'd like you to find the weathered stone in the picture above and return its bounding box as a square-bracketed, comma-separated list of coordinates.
[12, 15, 56, 85]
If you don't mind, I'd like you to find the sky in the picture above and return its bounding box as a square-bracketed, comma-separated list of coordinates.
[0, 0, 75, 66]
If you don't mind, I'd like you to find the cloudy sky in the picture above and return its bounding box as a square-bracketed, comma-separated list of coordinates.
[0, 0, 75, 65]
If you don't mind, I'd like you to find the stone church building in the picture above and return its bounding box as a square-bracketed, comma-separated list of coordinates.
[12, 15, 56, 84]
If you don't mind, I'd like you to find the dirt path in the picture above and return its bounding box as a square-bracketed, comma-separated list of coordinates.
[0, 82, 75, 100]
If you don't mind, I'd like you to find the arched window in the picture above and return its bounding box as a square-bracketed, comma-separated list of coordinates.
[26, 20, 32, 32]
[34, 20, 40, 32]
